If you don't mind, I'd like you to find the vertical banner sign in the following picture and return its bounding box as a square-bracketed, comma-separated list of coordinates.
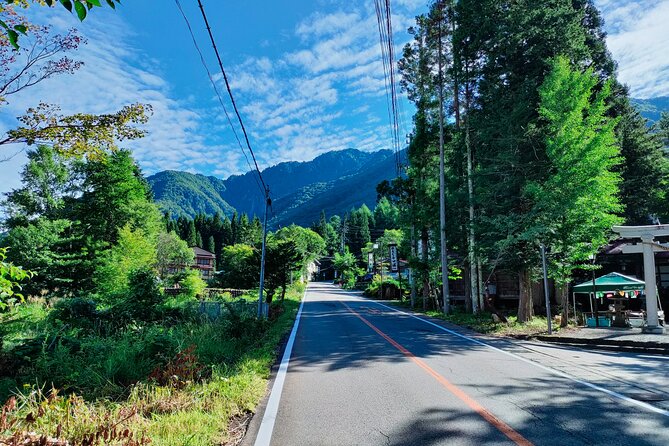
[389, 244, 399, 273]
[367, 252, 374, 272]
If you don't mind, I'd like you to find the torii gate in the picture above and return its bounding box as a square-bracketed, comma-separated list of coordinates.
[612, 225, 667, 334]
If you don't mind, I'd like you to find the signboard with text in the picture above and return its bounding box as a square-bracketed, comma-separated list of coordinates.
[367, 252, 374, 272]
[389, 244, 399, 273]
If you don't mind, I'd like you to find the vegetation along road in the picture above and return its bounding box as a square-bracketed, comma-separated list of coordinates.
[247, 282, 669, 446]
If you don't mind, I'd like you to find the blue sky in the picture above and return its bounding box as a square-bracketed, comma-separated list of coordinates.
[1, 0, 668, 196]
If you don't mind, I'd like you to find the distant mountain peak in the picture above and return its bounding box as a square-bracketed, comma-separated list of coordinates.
[147, 148, 398, 227]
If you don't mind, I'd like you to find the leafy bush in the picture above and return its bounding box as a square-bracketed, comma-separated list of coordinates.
[113, 267, 164, 323]
[364, 274, 402, 299]
[223, 301, 268, 341]
[168, 269, 206, 300]
[49, 297, 100, 330]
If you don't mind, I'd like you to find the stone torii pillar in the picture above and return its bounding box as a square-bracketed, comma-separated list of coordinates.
[612, 225, 667, 334]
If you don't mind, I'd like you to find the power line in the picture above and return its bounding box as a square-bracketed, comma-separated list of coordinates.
[173, 0, 264, 197]
[374, 0, 403, 175]
[196, 0, 268, 195]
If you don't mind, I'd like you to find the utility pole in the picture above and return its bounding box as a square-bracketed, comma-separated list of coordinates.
[340, 218, 347, 253]
[437, 1, 450, 314]
[258, 188, 271, 318]
[540, 244, 552, 334]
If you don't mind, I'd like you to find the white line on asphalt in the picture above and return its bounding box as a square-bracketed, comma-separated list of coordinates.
[372, 301, 669, 418]
[254, 286, 308, 446]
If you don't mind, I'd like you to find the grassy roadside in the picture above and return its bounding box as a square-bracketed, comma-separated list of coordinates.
[392, 301, 569, 337]
[0, 284, 304, 445]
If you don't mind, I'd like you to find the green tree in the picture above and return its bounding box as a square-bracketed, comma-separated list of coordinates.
[616, 103, 668, 224]
[275, 225, 325, 280]
[155, 231, 194, 280]
[527, 56, 622, 325]
[0, 247, 32, 309]
[263, 238, 302, 303]
[218, 244, 257, 289]
[333, 247, 361, 288]
[95, 225, 157, 302]
[206, 235, 215, 255]
[76, 150, 161, 247]
[176, 268, 207, 299]
[2, 145, 72, 227]
[657, 112, 669, 150]
[184, 220, 197, 247]
[373, 197, 400, 231]
[1, 218, 71, 295]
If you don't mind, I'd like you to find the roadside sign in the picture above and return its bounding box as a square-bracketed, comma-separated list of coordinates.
[368, 252, 374, 272]
[389, 244, 399, 273]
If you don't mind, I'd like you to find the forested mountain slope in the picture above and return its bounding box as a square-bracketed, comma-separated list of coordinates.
[633, 96, 669, 124]
[147, 148, 399, 226]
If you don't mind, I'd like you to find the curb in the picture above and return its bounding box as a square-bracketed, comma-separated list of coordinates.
[520, 334, 669, 355]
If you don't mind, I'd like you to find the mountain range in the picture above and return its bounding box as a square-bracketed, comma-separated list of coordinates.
[147, 148, 400, 227]
[633, 96, 669, 124]
[148, 97, 667, 228]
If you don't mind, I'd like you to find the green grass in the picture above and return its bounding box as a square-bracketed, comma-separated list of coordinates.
[0, 284, 305, 445]
[394, 300, 567, 337]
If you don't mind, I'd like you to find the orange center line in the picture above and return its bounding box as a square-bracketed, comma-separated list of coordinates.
[341, 301, 534, 446]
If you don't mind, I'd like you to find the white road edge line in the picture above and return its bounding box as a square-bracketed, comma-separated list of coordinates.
[254, 286, 308, 446]
[372, 301, 669, 418]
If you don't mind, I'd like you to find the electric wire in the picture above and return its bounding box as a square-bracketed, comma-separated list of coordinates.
[374, 0, 397, 172]
[174, 0, 265, 198]
[196, 0, 268, 196]
[373, 0, 403, 175]
[384, 0, 402, 172]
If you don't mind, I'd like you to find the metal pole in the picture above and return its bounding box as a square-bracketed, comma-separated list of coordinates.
[258, 190, 270, 318]
[540, 244, 552, 334]
[437, 1, 450, 314]
[592, 258, 599, 327]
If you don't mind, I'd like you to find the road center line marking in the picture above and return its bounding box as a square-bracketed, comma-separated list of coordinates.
[371, 300, 669, 418]
[254, 286, 308, 446]
[341, 301, 534, 446]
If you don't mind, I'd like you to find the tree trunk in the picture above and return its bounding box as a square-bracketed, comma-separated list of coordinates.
[464, 266, 473, 313]
[410, 223, 417, 309]
[421, 228, 429, 311]
[517, 268, 534, 322]
[558, 284, 569, 327]
[478, 259, 486, 312]
[483, 285, 508, 323]
[465, 74, 479, 314]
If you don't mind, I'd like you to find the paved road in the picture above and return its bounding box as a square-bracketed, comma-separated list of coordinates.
[251, 282, 669, 446]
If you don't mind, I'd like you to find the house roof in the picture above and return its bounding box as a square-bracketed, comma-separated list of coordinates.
[573, 272, 645, 293]
[192, 246, 215, 258]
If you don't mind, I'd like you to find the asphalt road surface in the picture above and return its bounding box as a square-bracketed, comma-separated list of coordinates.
[249, 282, 669, 446]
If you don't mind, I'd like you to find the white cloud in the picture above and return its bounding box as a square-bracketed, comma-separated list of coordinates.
[0, 0, 421, 198]
[296, 11, 361, 39]
[596, 0, 669, 98]
[0, 7, 218, 195]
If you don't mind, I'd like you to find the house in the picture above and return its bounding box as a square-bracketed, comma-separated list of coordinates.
[192, 246, 215, 280]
